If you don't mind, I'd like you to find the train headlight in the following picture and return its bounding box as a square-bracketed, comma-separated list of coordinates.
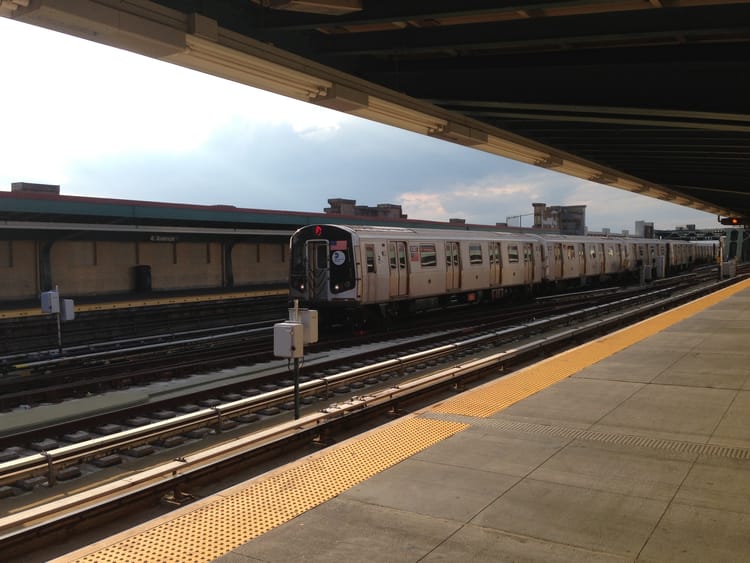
[333, 283, 340, 292]
[298, 282, 305, 291]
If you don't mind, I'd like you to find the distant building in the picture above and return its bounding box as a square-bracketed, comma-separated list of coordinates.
[532, 203, 586, 235]
[324, 198, 407, 219]
[11, 182, 60, 195]
[635, 220, 654, 238]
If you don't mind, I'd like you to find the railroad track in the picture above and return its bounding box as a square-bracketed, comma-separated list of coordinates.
[0, 275, 696, 409]
[0, 274, 745, 560]
[0, 270, 729, 423]
[0, 293, 288, 358]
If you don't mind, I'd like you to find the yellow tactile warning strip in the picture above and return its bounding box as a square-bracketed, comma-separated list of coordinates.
[62, 417, 467, 563]
[431, 278, 750, 418]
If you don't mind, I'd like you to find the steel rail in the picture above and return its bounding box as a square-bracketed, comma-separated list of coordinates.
[9, 321, 281, 371]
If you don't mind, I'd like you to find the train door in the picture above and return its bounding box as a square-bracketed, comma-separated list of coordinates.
[445, 241, 460, 291]
[623, 244, 631, 271]
[665, 243, 674, 274]
[578, 244, 586, 275]
[364, 243, 378, 302]
[489, 242, 502, 285]
[657, 243, 667, 278]
[388, 241, 408, 298]
[306, 239, 329, 301]
[553, 243, 563, 279]
[523, 243, 534, 283]
[585, 243, 594, 276]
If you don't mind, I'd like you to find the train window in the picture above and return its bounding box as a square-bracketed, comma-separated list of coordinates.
[388, 245, 397, 269]
[607, 247, 614, 257]
[508, 245, 519, 263]
[365, 245, 376, 273]
[398, 244, 407, 270]
[469, 243, 483, 265]
[590, 247, 596, 259]
[316, 245, 328, 269]
[567, 246, 575, 260]
[523, 245, 532, 262]
[420, 243, 437, 267]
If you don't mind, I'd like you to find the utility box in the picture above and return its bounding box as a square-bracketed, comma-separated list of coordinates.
[61, 299, 75, 321]
[300, 309, 319, 344]
[722, 260, 737, 278]
[273, 321, 304, 359]
[41, 290, 60, 314]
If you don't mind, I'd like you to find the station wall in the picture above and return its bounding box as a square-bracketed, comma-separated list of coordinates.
[136, 241, 224, 290]
[0, 238, 289, 302]
[232, 242, 288, 285]
[0, 240, 39, 299]
[52, 241, 136, 295]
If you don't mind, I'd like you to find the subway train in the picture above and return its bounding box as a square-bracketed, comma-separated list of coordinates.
[289, 224, 718, 321]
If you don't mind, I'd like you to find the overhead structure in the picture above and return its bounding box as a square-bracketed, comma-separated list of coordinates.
[2, 0, 748, 218]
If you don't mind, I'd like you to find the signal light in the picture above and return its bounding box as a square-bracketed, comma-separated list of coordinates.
[719, 217, 746, 226]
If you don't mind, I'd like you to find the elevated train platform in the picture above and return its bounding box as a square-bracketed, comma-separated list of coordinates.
[54, 279, 750, 562]
[0, 285, 287, 320]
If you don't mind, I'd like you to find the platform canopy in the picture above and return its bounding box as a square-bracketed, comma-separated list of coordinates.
[3, 0, 748, 219]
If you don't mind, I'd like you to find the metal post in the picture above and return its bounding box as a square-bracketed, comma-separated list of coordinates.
[56, 312, 62, 354]
[294, 357, 300, 420]
[44, 451, 56, 487]
[55, 285, 62, 354]
[291, 299, 301, 420]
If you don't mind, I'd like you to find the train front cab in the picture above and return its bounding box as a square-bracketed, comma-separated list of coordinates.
[289, 225, 358, 310]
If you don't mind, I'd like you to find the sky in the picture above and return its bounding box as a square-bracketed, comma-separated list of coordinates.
[0, 16, 720, 233]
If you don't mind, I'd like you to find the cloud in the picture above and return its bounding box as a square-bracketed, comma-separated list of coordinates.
[0, 17, 721, 232]
[399, 176, 540, 225]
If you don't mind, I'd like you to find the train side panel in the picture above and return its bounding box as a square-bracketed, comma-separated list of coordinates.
[290, 224, 723, 319]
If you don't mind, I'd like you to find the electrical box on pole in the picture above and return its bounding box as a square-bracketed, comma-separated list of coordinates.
[300, 309, 318, 344]
[273, 321, 304, 359]
[61, 299, 75, 321]
[41, 290, 60, 313]
[274, 301, 318, 419]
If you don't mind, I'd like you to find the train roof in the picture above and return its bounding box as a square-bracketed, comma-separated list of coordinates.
[318, 224, 541, 242]
[300, 224, 716, 246]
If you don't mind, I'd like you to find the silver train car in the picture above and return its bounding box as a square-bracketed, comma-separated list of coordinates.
[289, 224, 717, 320]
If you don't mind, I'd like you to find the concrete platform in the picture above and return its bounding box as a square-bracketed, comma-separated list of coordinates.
[55, 279, 750, 562]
